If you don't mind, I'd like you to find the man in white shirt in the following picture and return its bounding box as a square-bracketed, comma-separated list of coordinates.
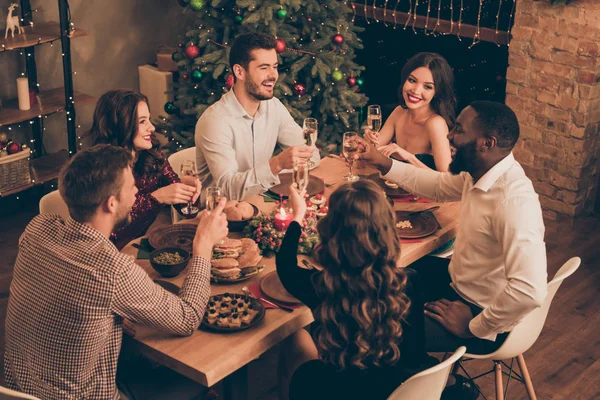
[195, 33, 320, 200]
[356, 101, 548, 355]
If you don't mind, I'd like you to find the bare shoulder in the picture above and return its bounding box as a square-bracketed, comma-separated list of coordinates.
[389, 106, 408, 121]
[425, 115, 449, 138]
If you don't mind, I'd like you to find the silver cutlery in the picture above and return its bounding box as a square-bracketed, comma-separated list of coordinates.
[242, 286, 294, 313]
[408, 206, 440, 216]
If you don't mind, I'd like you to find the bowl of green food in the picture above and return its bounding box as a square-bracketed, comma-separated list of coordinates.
[149, 247, 190, 278]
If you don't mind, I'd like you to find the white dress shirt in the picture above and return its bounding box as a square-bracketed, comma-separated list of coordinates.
[195, 89, 320, 200]
[384, 153, 548, 341]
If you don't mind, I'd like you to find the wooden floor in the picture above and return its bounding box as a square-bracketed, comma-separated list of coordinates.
[0, 192, 598, 400]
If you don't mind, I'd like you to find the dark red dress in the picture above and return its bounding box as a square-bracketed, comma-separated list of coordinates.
[111, 157, 179, 250]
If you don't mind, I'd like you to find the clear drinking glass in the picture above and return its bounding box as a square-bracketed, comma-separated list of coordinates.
[205, 187, 222, 214]
[292, 158, 309, 192]
[303, 118, 318, 169]
[367, 105, 382, 146]
[180, 160, 198, 214]
[342, 131, 360, 182]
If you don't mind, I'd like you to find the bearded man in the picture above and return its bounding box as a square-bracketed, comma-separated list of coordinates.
[194, 32, 320, 200]
[356, 101, 548, 397]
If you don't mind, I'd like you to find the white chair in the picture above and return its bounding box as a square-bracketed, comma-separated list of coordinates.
[456, 257, 582, 400]
[167, 146, 196, 178]
[387, 346, 466, 400]
[167, 146, 198, 223]
[39, 190, 69, 218]
[0, 385, 41, 399]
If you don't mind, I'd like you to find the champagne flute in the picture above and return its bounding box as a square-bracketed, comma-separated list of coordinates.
[205, 187, 222, 214]
[303, 118, 318, 169]
[180, 160, 198, 214]
[367, 105, 382, 146]
[342, 131, 360, 182]
[292, 158, 309, 192]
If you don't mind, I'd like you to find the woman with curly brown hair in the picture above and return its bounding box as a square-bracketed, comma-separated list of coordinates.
[90, 89, 201, 249]
[276, 180, 432, 400]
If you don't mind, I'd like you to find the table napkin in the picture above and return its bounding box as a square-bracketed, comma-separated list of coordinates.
[136, 238, 154, 260]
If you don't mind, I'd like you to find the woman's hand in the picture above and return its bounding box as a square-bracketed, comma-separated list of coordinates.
[151, 182, 196, 205]
[378, 143, 413, 161]
[288, 185, 307, 224]
[363, 127, 380, 146]
[180, 175, 202, 204]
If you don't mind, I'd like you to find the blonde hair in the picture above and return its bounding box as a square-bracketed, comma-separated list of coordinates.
[313, 180, 410, 370]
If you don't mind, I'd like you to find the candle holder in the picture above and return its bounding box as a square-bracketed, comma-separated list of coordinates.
[273, 206, 292, 232]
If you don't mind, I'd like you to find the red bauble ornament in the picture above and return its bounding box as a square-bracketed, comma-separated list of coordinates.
[182, 73, 189, 80]
[293, 83, 306, 96]
[6, 142, 22, 155]
[184, 44, 200, 60]
[225, 74, 234, 89]
[347, 77, 357, 87]
[275, 38, 286, 53]
[307, 17, 312, 22]
[333, 34, 344, 44]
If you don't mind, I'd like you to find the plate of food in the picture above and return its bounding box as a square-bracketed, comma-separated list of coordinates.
[394, 211, 439, 239]
[211, 238, 264, 284]
[148, 224, 197, 253]
[223, 200, 260, 232]
[268, 173, 325, 197]
[200, 292, 265, 332]
[366, 173, 409, 197]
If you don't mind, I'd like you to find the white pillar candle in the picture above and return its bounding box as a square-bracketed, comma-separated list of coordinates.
[17, 77, 30, 111]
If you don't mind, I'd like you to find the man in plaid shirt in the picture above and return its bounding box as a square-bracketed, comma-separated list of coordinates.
[4, 145, 228, 399]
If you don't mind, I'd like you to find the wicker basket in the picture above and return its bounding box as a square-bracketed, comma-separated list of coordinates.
[0, 149, 32, 194]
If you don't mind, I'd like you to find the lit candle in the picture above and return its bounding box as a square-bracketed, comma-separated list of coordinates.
[274, 207, 292, 232]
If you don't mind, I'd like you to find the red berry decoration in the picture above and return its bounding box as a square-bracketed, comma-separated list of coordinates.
[293, 83, 306, 96]
[315, 193, 322, 200]
[333, 34, 344, 44]
[275, 38, 286, 53]
[184, 44, 200, 60]
[225, 74, 234, 89]
[347, 77, 357, 87]
[320, 206, 329, 213]
[306, 200, 313, 207]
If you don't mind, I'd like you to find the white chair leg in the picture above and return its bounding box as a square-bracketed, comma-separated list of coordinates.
[516, 354, 537, 400]
[494, 361, 504, 400]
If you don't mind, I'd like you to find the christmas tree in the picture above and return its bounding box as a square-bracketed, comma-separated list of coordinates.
[161, 0, 368, 154]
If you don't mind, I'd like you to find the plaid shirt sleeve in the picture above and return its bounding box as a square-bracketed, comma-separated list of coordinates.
[112, 255, 211, 336]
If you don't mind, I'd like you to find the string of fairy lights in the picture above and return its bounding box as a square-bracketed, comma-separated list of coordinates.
[355, 0, 516, 48]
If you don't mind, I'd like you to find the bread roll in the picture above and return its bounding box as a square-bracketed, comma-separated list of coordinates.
[224, 199, 239, 209]
[236, 201, 254, 219]
[224, 206, 243, 221]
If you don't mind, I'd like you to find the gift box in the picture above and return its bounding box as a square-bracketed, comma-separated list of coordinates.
[138, 65, 174, 120]
[156, 47, 179, 72]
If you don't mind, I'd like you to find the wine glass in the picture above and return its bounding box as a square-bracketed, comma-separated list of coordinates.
[367, 105, 382, 146]
[303, 118, 318, 169]
[292, 158, 309, 192]
[342, 131, 360, 182]
[205, 187, 222, 214]
[180, 160, 198, 214]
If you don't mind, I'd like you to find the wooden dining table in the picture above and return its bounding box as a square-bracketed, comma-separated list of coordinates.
[121, 156, 460, 400]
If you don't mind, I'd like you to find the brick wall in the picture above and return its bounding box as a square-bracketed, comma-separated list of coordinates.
[506, 0, 600, 220]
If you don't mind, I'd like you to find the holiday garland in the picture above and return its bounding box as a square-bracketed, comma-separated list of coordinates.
[244, 208, 321, 257]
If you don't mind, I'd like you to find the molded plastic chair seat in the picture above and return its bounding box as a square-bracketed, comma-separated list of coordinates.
[39, 190, 69, 218]
[167, 146, 197, 223]
[457, 257, 581, 400]
[387, 346, 466, 400]
[0, 386, 42, 399]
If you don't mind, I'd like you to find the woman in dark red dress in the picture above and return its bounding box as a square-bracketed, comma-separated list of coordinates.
[89, 89, 200, 249]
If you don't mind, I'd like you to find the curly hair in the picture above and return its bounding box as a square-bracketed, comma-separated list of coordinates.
[88, 89, 165, 179]
[397, 52, 457, 130]
[312, 180, 411, 370]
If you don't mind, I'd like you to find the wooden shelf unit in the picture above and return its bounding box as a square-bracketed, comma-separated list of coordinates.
[0, 88, 96, 127]
[0, 21, 87, 52]
[0, 150, 68, 197]
[0, 1, 95, 198]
